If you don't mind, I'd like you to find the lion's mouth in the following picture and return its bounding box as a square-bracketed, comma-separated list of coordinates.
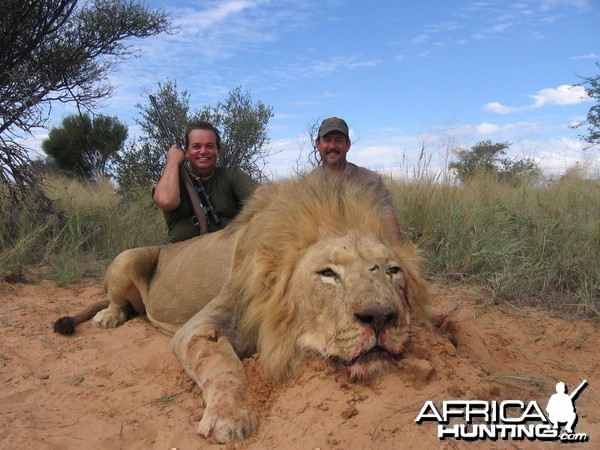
[330, 346, 403, 367]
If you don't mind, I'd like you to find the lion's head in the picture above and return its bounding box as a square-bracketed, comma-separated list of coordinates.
[223, 172, 431, 380]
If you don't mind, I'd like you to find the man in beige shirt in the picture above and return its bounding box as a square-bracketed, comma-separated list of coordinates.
[313, 117, 403, 244]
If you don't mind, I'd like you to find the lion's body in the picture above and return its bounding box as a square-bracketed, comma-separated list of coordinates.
[60, 173, 431, 443]
[106, 230, 238, 335]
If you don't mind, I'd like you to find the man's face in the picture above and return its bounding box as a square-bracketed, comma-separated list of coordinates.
[316, 131, 351, 170]
[186, 129, 219, 174]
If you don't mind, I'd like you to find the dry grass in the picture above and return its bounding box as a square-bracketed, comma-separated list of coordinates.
[1, 168, 598, 318]
[387, 166, 599, 319]
[0, 175, 165, 284]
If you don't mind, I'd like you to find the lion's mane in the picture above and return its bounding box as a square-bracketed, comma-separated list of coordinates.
[221, 172, 431, 379]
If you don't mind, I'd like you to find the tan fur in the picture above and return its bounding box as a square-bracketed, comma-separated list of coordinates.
[223, 174, 432, 379]
[57, 172, 431, 443]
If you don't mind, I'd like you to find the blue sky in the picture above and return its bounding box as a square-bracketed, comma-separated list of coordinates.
[32, 0, 600, 178]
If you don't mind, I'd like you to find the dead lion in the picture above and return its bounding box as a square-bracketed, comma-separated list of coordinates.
[54, 173, 431, 443]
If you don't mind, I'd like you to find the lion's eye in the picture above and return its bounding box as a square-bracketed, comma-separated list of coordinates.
[318, 268, 338, 278]
[387, 266, 402, 275]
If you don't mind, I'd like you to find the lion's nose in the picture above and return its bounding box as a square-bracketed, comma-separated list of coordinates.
[354, 306, 398, 335]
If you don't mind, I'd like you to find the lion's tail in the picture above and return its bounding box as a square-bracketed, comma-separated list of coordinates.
[53, 300, 109, 335]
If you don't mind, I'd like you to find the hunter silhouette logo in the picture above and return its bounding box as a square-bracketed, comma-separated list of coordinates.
[416, 379, 589, 442]
[546, 380, 587, 434]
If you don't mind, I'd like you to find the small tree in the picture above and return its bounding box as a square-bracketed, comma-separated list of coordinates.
[449, 140, 541, 184]
[572, 61, 600, 148]
[42, 113, 127, 179]
[0, 0, 170, 206]
[306, 117, 324, 170]
[114, 82, 274, 191]
[113, 141, 159, 192]
[113, 80, 191, 192]
[497, 157, 541, 185]
[199, 86, 274, 180]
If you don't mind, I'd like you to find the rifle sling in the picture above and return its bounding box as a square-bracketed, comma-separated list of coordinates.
[180, 166, 208, 235]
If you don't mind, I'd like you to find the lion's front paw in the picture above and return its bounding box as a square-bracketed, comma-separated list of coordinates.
[92, 306, 127, 329]
[197, 404, 258, 444]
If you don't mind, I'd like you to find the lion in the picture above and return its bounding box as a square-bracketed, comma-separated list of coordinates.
[54, 172, 431, 444]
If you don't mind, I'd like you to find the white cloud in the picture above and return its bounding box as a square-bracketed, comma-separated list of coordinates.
[539, 0, 592, 12]
[475, 123, 500, 134]
[412, 34, 429, 45]
[571, 53, 600, 60]
[309, 55, 382, 75]
[484, 85, 592, 114]
[531, 136, 593, 174]
[347, 58, 382, 69]
[174, 1, 259, 28]
[451, 120, 541, 139]
[530, 85, 590, 107]
[483, 102, 519, 114]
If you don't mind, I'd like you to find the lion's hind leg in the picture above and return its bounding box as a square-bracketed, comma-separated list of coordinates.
[93, 247, 160, 329]
[92, 302, 131, 329]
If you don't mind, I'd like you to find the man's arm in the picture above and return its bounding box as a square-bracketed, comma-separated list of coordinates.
[153, 145, 185, 212]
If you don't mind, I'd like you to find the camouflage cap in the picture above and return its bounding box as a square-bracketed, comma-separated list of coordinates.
[318, 117, 349, 139]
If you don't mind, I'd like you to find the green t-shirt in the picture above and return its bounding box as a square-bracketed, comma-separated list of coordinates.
[164, 167, 259, 243]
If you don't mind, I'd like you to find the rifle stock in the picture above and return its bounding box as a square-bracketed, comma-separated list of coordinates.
[149, 95, 208, 235]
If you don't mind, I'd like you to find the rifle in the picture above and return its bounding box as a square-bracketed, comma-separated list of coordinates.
[149, 95, 221, 234]
[569, 380, 588, 400]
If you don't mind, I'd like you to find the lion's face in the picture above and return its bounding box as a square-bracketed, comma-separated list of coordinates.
[290, 234, 412, 380]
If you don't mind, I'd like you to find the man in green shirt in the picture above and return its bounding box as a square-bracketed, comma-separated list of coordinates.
[153, 121, 259, 243]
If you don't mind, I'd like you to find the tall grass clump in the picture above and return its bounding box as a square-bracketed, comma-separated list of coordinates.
[388, 165, 599, 318]
[0, 176, 166, 285]
[0, 187, 58, 282]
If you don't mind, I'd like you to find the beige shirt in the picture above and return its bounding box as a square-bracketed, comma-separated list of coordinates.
[315, 162, 395, 210]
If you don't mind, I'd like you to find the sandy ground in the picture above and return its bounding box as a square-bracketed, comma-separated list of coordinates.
[1, 278, 598, 449]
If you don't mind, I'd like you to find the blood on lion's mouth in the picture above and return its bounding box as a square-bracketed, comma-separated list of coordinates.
[330, 346, 403, 367]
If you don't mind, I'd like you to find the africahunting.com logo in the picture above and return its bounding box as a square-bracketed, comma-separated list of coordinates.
[416, 380, 589, 443]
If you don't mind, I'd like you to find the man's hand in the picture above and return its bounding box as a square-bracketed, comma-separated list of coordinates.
[165, 144, 186, 167]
